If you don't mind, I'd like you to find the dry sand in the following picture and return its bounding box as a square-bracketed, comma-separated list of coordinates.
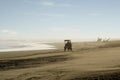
[0, 41, 120, 80]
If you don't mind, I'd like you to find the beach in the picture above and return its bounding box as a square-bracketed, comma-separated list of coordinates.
[0, 41, 120, 80]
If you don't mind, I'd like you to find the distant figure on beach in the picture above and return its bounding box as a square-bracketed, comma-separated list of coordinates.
[97, 37, 110, 42]
[64, 40, 72, 51]
[97, 37, 102, 42]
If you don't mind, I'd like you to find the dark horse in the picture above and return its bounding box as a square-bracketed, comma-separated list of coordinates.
[64, 40, 72, 51]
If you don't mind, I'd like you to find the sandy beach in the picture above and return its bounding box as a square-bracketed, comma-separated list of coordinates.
[0, 41, 120, 80]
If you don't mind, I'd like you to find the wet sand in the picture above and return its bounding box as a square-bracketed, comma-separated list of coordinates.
[0, 41, 120, 80]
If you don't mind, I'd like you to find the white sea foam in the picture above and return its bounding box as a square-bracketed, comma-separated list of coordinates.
[0, 42, 56, 52]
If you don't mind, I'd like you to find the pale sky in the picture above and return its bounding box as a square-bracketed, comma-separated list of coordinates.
[0, 0, 120, 41]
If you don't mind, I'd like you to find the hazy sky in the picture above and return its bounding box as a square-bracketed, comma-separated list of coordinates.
[0, 0, 120, 41]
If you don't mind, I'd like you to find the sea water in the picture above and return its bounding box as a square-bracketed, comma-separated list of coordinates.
[0, 41, 56, 52]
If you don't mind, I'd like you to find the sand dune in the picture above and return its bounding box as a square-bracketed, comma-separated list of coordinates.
[0, 41, 120, 80]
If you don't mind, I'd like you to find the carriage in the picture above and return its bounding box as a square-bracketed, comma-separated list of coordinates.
[64, 40, 72, 51]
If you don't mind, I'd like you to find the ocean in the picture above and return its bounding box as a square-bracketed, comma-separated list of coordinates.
[0, 41, 56, 52]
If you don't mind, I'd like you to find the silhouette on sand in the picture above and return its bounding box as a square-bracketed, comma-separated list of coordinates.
[64, 40, 72, 51]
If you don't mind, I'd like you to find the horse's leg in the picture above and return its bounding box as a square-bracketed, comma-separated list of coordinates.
[64, 47, 66, 51]
[68, 48, 70, 51]
[70, 48, 72, 51]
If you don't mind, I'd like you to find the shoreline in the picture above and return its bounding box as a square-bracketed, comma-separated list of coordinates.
[0, 43, 57, 52]
[0, 47, 56, 52]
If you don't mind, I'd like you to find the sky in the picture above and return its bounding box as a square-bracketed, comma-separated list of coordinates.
[0, 0, 120, 41]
